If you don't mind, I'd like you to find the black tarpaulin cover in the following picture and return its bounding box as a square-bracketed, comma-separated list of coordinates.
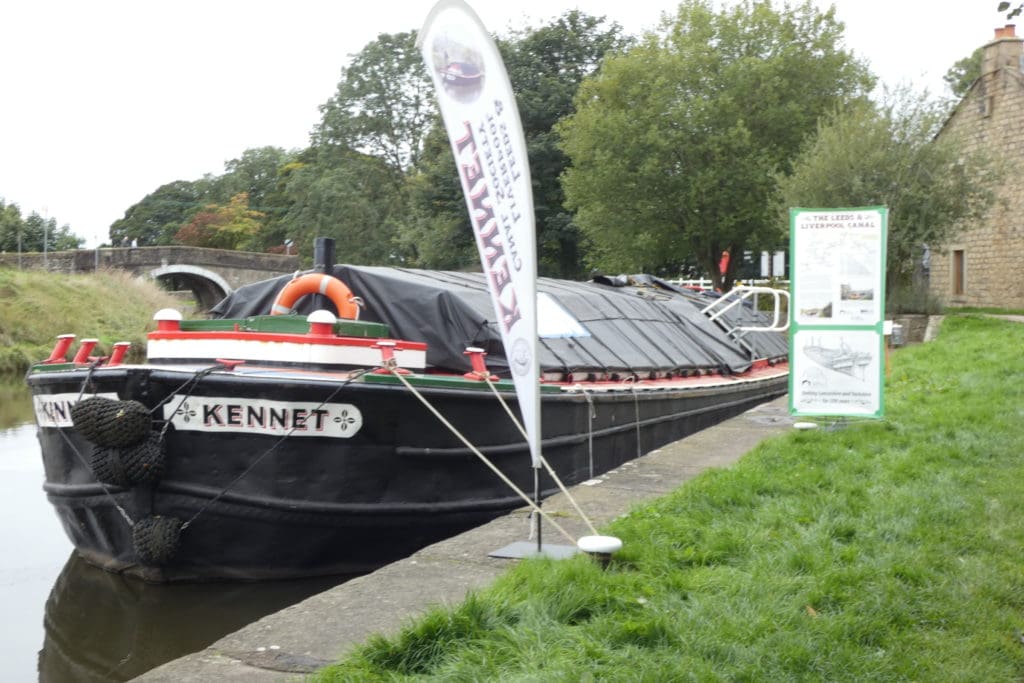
[209, 266, 788, 377]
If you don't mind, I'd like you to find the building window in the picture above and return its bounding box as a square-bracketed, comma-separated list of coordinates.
[953, 249, 965, 296]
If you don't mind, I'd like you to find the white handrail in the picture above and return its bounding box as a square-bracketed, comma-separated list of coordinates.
[700, 285, 790, 332]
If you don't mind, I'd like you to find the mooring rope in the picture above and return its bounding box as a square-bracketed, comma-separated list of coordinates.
[56, 428, 135, 526]
[180, 368, 369, 532]
[626, 376, 642, 459]
[575, 384, 597, 479]
[149, 364, 224, 438]
[479, 375, 600, 537]
[389, 366, 577, 544]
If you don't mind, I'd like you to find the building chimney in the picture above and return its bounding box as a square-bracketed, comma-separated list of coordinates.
[994, 24, 1017, 40]
[983, 23, 1024, 78]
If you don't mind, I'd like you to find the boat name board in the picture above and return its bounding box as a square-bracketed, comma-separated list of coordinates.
[34, 392, 120, 428]
[162, 396, 363, 438]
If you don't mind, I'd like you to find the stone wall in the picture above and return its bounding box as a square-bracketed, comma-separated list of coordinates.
[931, 27, 1024, 309]
[0, 246, 300, 289]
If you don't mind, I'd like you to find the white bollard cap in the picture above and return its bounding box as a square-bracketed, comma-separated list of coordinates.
[153, 308, 182, 321]
[307, 310, 338, 324]
[577, 535, 623, 555]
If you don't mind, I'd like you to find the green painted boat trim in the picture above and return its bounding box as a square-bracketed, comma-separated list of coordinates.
[362, 372, 561, 393]
[179, 315, 390, 338]
[29, 363, 78, 373]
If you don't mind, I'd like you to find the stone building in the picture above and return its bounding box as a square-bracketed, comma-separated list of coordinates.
[930, 25, 1024, 309]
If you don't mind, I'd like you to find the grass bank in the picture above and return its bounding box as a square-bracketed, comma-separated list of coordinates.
[315, 315, 1024, 681]
[0, 268, 181, 374]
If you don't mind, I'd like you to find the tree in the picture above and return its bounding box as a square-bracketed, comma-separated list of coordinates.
[499, 11, 630, 277]
[315, 31, 435, 178]
[174, 193, 264, 250]
[274, 148, 406, 265]
[398, 124, 480, 269]
[0, 198, 24, 252]
[557, 0, 874, 289]
[777, 90, 1002, 289]
[0, 198, 82, 252]
[110, 180, 206, 246]
[209, 146, 294, 210]
[943, 48, 982, 99]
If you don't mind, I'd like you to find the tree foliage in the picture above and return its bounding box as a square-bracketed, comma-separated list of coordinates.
[558, 0, 874, 289]
[777, 89, 1003, 288]
[998, 1, 1023, 19]
[0, 198, 82, 252]
[498, 12, 630, 277]
[174, 193, 265, 250]
[316, 31, 434, 177]
[110, 180, 207, 247]
[398, 124, 479, 269]
[274, 148, 406, 265]
[943, 48, 983, 99]
[209, 147, 294, 210]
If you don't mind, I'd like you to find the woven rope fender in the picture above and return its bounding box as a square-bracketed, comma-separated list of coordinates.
[71, 397, 151, 448]
[133, 515, 183, 566]
[89, 433, 166, 488]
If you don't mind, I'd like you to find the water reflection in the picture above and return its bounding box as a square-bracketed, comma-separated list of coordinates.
[39, 554, 346, 682]
[1, 377, 34, 429]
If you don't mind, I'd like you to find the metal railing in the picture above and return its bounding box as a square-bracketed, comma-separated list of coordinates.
[699, 285, 790, 358]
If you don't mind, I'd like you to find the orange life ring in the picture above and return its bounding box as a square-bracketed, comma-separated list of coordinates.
[270, 273, 360, 319]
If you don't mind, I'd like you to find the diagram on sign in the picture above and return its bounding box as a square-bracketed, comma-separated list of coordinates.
[792, 329, 881, 415]
[801, 336, 872, 381]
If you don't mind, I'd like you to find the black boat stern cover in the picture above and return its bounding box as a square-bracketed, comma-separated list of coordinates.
[209, 266, 788, 378]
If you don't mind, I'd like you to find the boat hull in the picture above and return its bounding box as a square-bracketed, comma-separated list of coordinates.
[29, 364, 786, 581]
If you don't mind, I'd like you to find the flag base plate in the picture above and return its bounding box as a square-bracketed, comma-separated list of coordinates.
[488, 541, 578, 560]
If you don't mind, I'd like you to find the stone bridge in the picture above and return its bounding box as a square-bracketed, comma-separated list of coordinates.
[0, 246, 301, 311]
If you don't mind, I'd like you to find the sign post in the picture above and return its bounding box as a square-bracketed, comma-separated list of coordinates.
[789, 207, 888, 418]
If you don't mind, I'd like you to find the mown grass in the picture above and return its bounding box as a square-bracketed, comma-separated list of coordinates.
[947, 306, 1024, 316]
[314, 315, 1024, 681]
[0, 268, 182, 373]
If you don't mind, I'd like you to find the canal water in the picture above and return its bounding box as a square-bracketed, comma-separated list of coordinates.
[1, 378, 349, 682]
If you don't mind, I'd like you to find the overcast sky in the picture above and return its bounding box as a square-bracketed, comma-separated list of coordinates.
[0, 1, 1006, 248]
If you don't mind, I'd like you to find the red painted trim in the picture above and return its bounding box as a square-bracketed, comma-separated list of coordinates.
[148, 330, 427, 351]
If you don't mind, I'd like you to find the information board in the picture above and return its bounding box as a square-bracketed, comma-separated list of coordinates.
[789, 207, 887, 417]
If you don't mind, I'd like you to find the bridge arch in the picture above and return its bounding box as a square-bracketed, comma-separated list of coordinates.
[149, 264, 233, 312]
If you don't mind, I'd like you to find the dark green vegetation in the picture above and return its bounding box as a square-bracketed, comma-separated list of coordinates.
[0, 269, 181, 374]
[314, 316, 1024, 681]
[0, 197, 82, 253]
[1, 1, 995, 289]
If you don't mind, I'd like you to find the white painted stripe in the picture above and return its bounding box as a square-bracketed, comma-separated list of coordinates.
[148, 338, 426, 369]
